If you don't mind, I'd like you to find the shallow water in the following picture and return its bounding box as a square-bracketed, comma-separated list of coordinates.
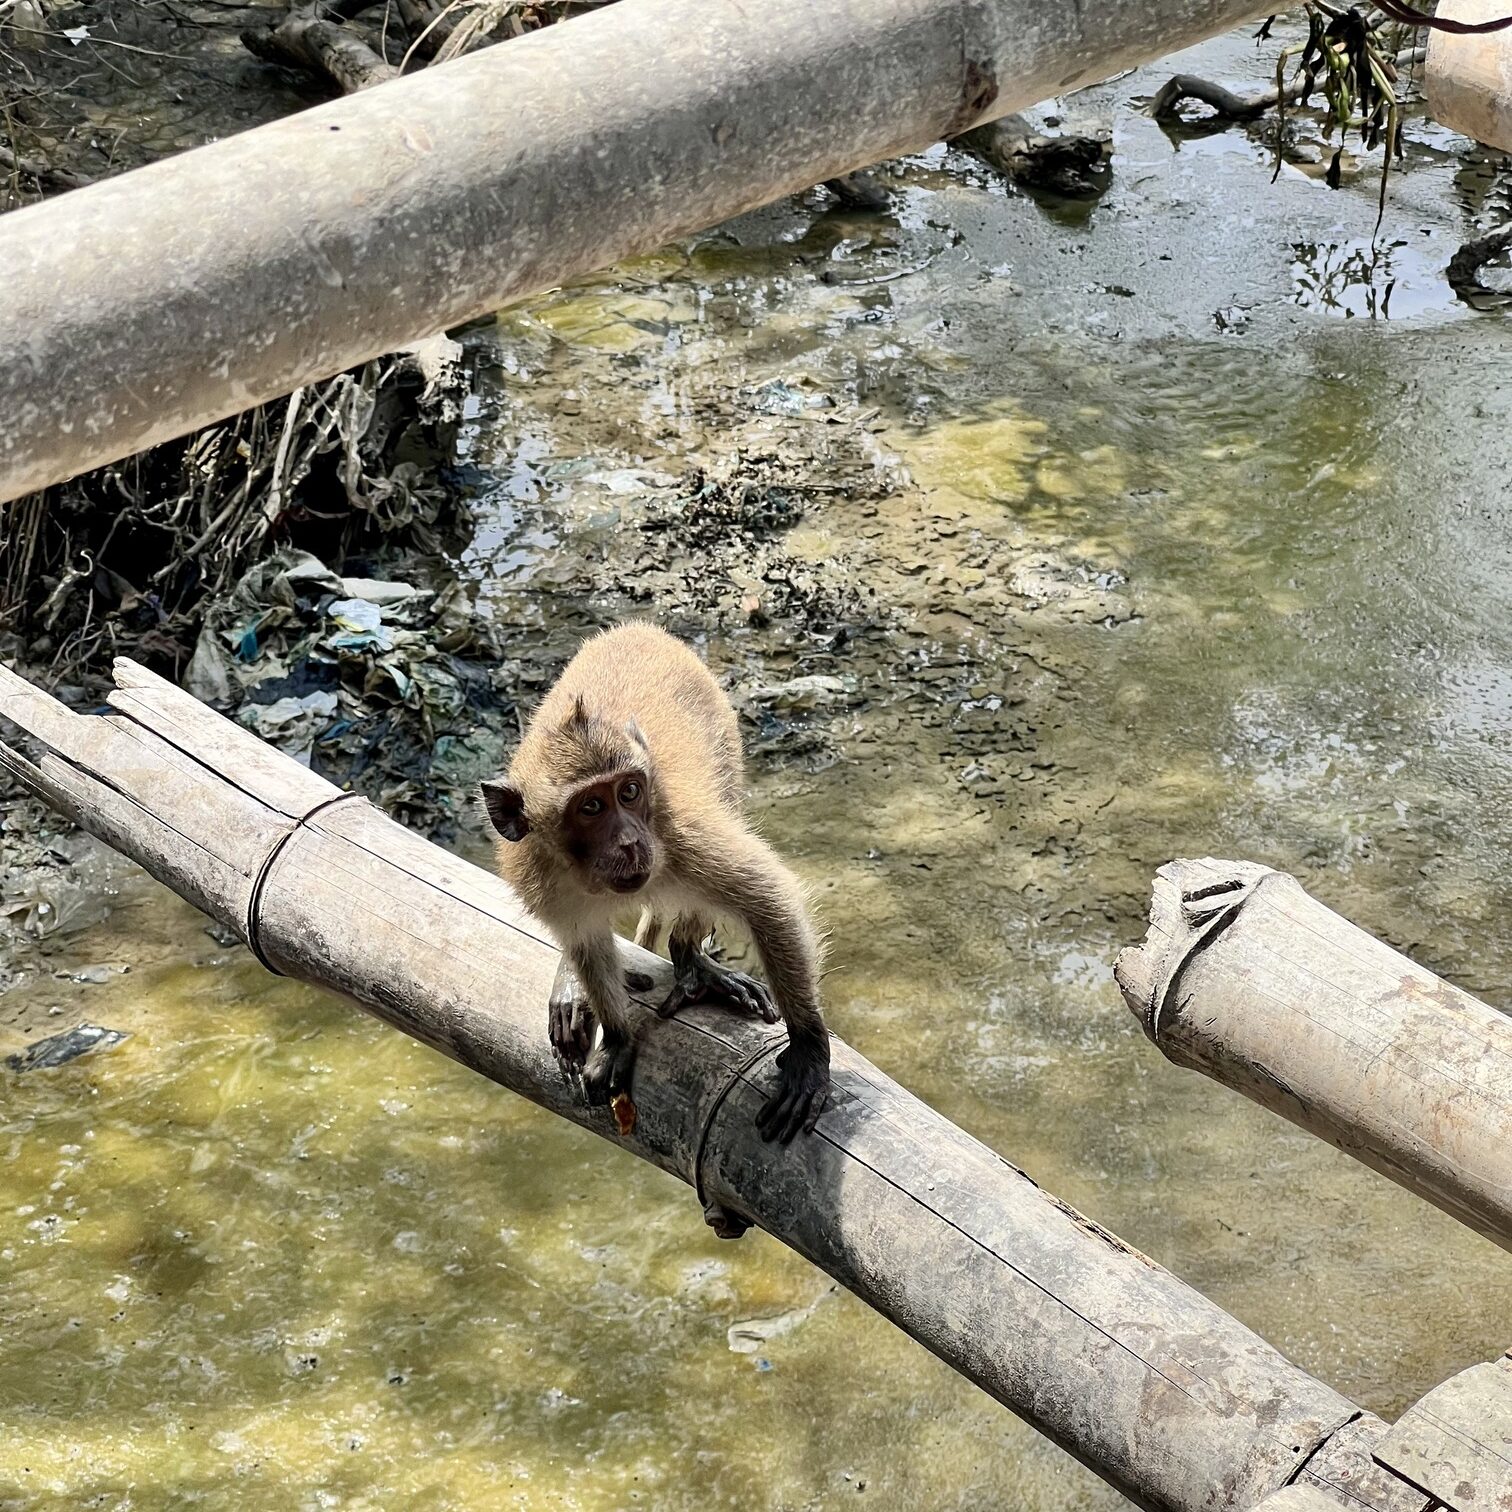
[6, 25, 1512, 1512]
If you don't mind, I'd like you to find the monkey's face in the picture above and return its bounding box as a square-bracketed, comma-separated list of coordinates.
[559, 768, 657, 896]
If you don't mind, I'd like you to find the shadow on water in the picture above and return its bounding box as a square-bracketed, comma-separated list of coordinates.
[5, 20, 1512, 1512]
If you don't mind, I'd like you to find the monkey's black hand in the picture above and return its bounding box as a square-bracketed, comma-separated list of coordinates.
[548, 967, 597, 1076]
[581, 1027, 637, 1106]
[756, 1034, 830, 1145]
[659, 952, 780, 1024]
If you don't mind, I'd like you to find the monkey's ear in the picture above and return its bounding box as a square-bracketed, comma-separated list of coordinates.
[565, 694, 592, 731]
[481, 781, 530, 842]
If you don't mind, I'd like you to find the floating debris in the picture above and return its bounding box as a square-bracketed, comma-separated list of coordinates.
[7, 1023, 128, 1072]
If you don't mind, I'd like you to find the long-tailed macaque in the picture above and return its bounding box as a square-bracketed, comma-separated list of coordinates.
[481, 623, 829, 1143]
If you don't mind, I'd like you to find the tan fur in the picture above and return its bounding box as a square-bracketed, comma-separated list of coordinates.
[490, 621, 827, 1053]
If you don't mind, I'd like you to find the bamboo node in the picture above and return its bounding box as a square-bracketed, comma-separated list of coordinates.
[245, 790, 366, 973]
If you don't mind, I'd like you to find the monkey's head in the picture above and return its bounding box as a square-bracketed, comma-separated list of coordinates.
[482, 697, 659, 897]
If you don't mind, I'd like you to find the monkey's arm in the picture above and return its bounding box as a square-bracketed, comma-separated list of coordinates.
[561, 930, 640, 1104]
[695, 828, 831, 1144]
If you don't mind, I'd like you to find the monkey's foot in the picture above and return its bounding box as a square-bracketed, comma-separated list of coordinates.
[757, 1036, 831, 1145]
[659, 953, 779, 1024]
[582, 1032, 637, 1112]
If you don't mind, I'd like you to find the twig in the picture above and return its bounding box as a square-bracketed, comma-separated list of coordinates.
[4, 24, 189, 59]
[1370, 0, 1512, 33]
[0, 141, 87, 191]
[398, 0, 468, 72]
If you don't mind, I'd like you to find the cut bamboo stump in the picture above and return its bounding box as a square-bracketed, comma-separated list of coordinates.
[1372, 1354, 1512, 1509]
[0, 661, 1428, 1512]
[1117, 859, 1512, 1252]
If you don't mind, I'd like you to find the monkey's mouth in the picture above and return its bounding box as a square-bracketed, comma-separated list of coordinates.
[608, 872, 649, 895]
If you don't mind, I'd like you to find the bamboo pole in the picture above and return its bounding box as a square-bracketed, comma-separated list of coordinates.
[1117, 858, 1512, 1252]
[1426, 0, 1512, 153]
[0, 662, 1430, 1512]
[0, 0, 1282, 506]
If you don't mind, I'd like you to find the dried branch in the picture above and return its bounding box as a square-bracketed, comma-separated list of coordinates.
[242, 6, 396, 89]
[0, 141, 87, 192]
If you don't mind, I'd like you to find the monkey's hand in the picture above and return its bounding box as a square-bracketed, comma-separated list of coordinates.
[549, 961, 654, 1075]
[659, 952, 779, 1024]
[548, 960, 597, 1075]
[756, 1033, 831, 1145]
[581, 1027, 637, 1108]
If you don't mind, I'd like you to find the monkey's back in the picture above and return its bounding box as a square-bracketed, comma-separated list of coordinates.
[535, 622, 744, 813]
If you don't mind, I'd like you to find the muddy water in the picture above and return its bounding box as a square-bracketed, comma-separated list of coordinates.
[6, 27, 1512, 1512]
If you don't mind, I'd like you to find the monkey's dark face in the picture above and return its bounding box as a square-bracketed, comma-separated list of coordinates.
[560, 768, 657, 895]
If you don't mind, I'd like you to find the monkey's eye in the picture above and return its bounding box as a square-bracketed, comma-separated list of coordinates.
[579, 796, 605, 817]
[620, 781, 641, 804]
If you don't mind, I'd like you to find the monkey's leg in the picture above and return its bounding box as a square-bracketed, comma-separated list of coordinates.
[659, 915, 779, 1024]
[550, 947, 651, 1079]
[632, 909, 664, 953]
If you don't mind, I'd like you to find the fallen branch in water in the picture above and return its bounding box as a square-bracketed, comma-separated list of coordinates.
[242, 2, 397, 89]
[1150, 73, 1307, 120]
[953, 113, 1111, 198]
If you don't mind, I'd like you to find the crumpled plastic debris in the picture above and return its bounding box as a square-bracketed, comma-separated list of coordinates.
[325, 598, 396, 653]
[339, 577, 431, 608]
[236, 690, 339, 766]
[173, 545, 513, 832]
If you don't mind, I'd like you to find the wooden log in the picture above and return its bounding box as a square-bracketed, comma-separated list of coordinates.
[0, 0, 1284, 504]
[1117, 858, 1512, 1252]
[0, 662, 1429, 1512]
